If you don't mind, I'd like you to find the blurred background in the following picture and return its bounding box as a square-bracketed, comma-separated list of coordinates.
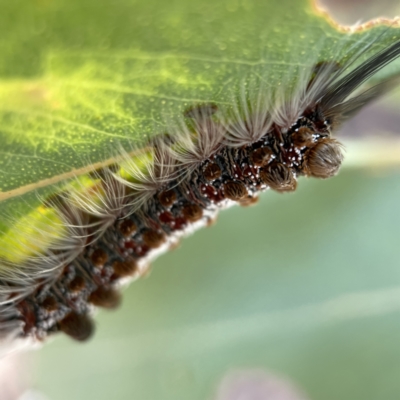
[3, 0, 400, 399]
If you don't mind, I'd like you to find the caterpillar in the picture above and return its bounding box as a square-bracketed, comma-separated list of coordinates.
[1, 35, 400, 346]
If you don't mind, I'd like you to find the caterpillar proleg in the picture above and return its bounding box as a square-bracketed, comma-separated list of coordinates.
[1, 33, 400, 345]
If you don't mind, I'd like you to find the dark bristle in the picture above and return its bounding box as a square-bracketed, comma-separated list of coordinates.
[319, 40, 400, 114]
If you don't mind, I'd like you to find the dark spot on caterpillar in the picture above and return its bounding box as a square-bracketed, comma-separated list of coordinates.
[119, 219, 137, 237]
[142, 229, 166, 249]
[184, 103, 218, 119]
[203, 161, 222, 181]
[181, 203, 203, 222]
[90, 248, 108, 268]
[41, 296, 58, 313]
[250, 147, 274, 167]
[68, 276, 86, 293]
[59, 312, 94, 342]
[201, 183, 225, 202]
[171, 217, 187, 231]
[260, 162, 297, 192]
[112, 258, 138, 278]
[159, 211, 175, 225]
[291, 127, 315, 148]
[304, 138, 344, 178]
[88, 287, 121, 309]
[223, 180, 248, 201]
[158, 189, 177, 207]
[130, 242, 150, 257]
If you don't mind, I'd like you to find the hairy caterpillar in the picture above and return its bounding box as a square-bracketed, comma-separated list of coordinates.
[1, 35, 400, 346]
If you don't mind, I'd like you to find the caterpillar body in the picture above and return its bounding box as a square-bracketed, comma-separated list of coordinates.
[1, 38, 400, 345]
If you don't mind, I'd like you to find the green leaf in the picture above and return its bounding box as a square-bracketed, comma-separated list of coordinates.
[0, 0, 399, 256]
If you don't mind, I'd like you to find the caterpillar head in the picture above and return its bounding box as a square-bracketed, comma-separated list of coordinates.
[303, 137, 344, 179]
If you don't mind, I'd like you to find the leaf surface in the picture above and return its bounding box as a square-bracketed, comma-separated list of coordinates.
[0, 0, 399, 244]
